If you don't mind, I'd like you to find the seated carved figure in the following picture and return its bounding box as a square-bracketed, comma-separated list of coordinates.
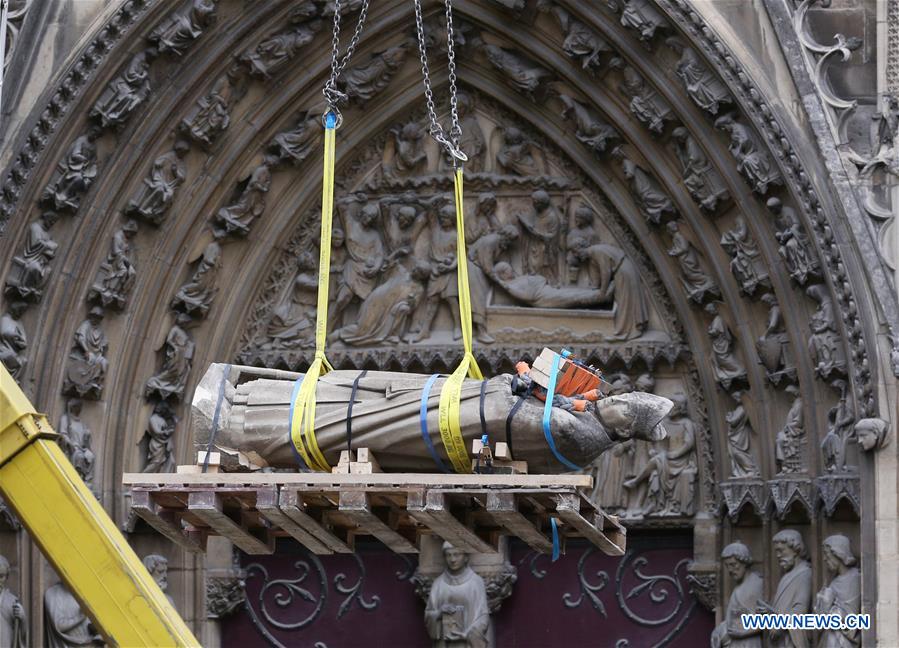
[191, 362, 672, 474]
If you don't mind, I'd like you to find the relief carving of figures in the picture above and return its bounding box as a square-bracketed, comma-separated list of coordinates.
[711, 543, 763, 648]
[125, 141, 189, 226]
[386, 121, 428, 178]
[482, 43, 551, 101]
[614, 61, 674, 134]
[443, 92, 485, 171]
[757, 530, 812, 648]
[725, 391, 760, 478]
[609, 0, 668, 42]
[145, 313, 196, 401]
[821, 379, 855, 473]
[671, 127, 728, 212]
[492, 262, 602, 309]
[558, 94, 619, 157]
[720, 217, 770, 297]
[148, 0, 217, 57]
[62, 307, 109, 400]
[542, 4, 612, 72]
[143, 400, 177, 473]
[469, 193, 500, 243]
[775, 385, 805, 474]
[180, 74, 234, 149]
[87, 219, 138, 310]
[212, 163, 272, 238]
[667, 222, 720, 304]
[330, 195, 385, 329]
[621, 155, 675, 225]
[806, 283, 847, 380]
[0, 555, 27, 648]
[666, 39, 731, 115]
[705, 303, 747, 391]
[0, 302, 27, 381]
[269, 111, 321, 168]
[41, 128, 100, 213]
[767, 198, 820, 286]
[4, 210, 60, 302]
[380, 193, 429, 256]
[89, 48, 156, 130]
[171, 241, 221, 319]
[44, 581, 101, 648]
[715, 115, 782, 194]
[340, 45, 408, 104]
[424, 542, 493, 648]
[623, 393, 696, 516]
[517, 189, 562, 284]
[757, 293, 796, 385]
[495, 127, 541, 176]
[815, 536, 861, 648]
[565, 205, 598, 282]
[263, 251, 317, 349]
[58, 399, 95, 489]
[242, 16, 322, 79]
[854, 417, 889, 452]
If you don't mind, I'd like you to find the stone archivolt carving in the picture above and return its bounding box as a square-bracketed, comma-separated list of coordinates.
[268, 111, 321, 168]
[4, 210, 60, 303]
[558, 93, 620, 157]
[665, 38, 732, 115]
[714, 114, 782, 194]
[720, 217, 770, 297]
[705, 303, 747, 392]
[482, 41, 551, 101]
[125, 140, 189, 226]
[171, 241, 222, 319]
[62, 306, 109, 400]
[241, 11, 322, 80]
[40, 128, 100, 213]
[711, 542, 763, 648]
[618, 151, 676, 225]
[87, 219, 139, 310]
[0, 301, 28, 381]
[148, 0, 217, 57]
[666, 222, 720, 304]
[671, 127, 729, 212]
[608, 0, 669, 44]
[58, 398, 95, 490]
[0, 555, 27, 648]
[145, 313, 196, 401]
[806, 283, 847, 380]
[211, 162, 272, 238]
[339, 44, 408, 105]
[89, 47, 156, 130]
[775, 385, 805, 474]
[821, 379, 856, 473]
[724, 390, 760, 479]
[180, 73, 236, 149]
[613, 60, 674, 134]
[541, 4, 612, 73]
[495, 126, 543, 176]
[385, 120, 429, 178]
[756, 293, 797, 385]
[766, 198, 820, 286]
[143, 400, 177, 473]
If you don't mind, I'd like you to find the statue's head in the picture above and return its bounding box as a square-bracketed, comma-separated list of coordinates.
[504, 127, 524, 144]
[574, 205, 594, 227]
[766, 197, 782, 215]
[411, 262, 432, 283]
[142, 554, 169, 591]
[594, 392, 671, 442]
[668, 393, 687, 417]
[531, 189, 550, 209]
[478, 192, 497, 214]
[671, 126, 688, 143]
[297, 251, 316, 272]
[633, 373, 655, 394]
[7, 300, 27, 319]
[760, 292, 776, 307]
[665, 220, 679, 235]
[67, 398, 83, 417]
[621, 159, 636, 179]
[772, 529, 807, 571]
[721, 542, 753, 581]
[397, 205, 417, 228]
[437, 205, 456, 229]
[498, 224, 520, 248]
[493, 262, 515, 282]
[442, 541, 468, 574]
[822, 535, 856, 575]
[42, 210, 61, 227]
[0, 555, 8, 589]
[360, 203, 380, 227]
[855, 417, 889, 452]
[401, 122, 422, 140]
[87, 305, 105, 324]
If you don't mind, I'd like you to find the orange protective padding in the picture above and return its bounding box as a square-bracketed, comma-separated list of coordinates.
[554, 362, 601, 397]
[571, 400, 588, 412]
[515, 361, 531, 376]
[579, 389, 602, 402]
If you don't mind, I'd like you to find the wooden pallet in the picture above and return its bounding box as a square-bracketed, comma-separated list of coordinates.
[123, 472, 625, 557]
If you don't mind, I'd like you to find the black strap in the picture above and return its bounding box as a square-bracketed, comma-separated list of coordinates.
[505, 393, 529, 461]
[479, 379, 489, 438]
[346, 369, 368, 455]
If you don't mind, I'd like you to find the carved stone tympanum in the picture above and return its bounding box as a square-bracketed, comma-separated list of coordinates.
[424, 542, 493, 648]
[0, 555, 26, 648]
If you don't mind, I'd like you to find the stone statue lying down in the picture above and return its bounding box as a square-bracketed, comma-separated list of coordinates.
[192, 364, 672, 474]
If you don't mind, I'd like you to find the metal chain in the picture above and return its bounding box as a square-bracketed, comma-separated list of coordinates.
[322, 0, 372, 127]
[412, 0, 467, 164]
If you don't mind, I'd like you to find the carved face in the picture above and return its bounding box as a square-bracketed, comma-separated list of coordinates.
[444, 547, 468, 573]
[594, 393, 671, 442]
[152, 563, 168, 591]
[723, 556, 747, 581]
[773, 541, 798, 571]
[0, 563, 7, 589]
[822, 545, 841, 575]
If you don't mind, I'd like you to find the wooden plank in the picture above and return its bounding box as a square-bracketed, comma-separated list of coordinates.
[338, 491, 418, 554]
[131, 490, 206, 553]
[553, 493, 625, 556]
[279, 489, 352, 554]
[255, 487, 333, 555]
[407, 490, 496, 554]
[187, 491, 274, 555]
[485, 492, 553, 554]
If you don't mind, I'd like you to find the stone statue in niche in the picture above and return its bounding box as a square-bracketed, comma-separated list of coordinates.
[720, 217, 770, 297]
[614, 61, 674, 134]
[667, 222, 720, 304]
[90, 47, 156, 130]
[62, 306, 109, 400]
[242, 17, 323, 79]
[542, 4, 612, 72]
[58, 399, 95, 489]
[705, 303, 747, 391]
[711, 542, 763, 648]
[666, 38, 731, 115]
[757, 293, 796, 385]
[482, 42, 551, 101]
[0, 555, 26, 648]
[443, 92, 485, 171]
[87, 219, 139, 310]
[263, 251, 317, 348]
[148, 0, 217, 57]
[815, 535, 861, 648]
[821, 379, 855, 473]
[269, 111, 321, 168]
[757, 530, 812, 648]
[125, 141, 189, 226]
[142, 555, 172, 603]
[143, 400, 177, 473]
[212, 163, 272, 238]
[424, 542, 492, 648]
[495, 126, 541, 176]
[41, 127, 100, 213]
[609, 0, 668, 42]
[571, 238, 649, 340]
[0, 301, 28, 381]
[331, 195, 385, 329]
[806, 283, 847, 380]
[517, 189, 562, 284]
[44, 581, 101, 647]
[715, 115, 782, 194]
[492, 262, 602, 309]
[339, 45, 408, 105]
[622, 393, 696, 516]
[558, 94, 619, 156]
[620, 155, 676, 225]
[145, 313, 196, 401]
[671, 127, 729, 212]
[4, 210, 61, 302]
[180, 74, 234, 149]
[386, 121, 428, 177]
[725, 391, 760, 478]
[775, 385, 805, 474]
[854, 418, 889, 452]
[565, 205, 598, 282]
[171, 240, 222, 319]
[766, 198, 820, 286]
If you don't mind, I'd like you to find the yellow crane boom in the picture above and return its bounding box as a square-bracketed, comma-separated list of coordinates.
[0, 365, 198, 646]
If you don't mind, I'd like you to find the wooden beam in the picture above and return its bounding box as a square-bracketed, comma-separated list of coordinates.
[278, 489, 351, 554]
[553, 493, 625, 556]
[131, 490, 206, 553]
[338, 491, 418, 554]
[485, 492, 553, 554]
[407, 490, 496, 554]
[255, 487, 333, 555]
[187, 491, 274, 555]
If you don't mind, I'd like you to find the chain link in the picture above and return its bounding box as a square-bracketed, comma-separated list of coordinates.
[322, 0, 372, 127]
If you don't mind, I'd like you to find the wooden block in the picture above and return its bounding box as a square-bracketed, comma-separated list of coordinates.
[187, 491, 274, 555]
[176, 465, 201, 475]
[197, 451, 221, 473]
[279, 490, 351, 553]
[337, 450, 355, 466]
[131, 491, 205, 553]
[471, 438, 485, 455]
[552, 493, 625, 556]
[407, 490, 496, 554]
[350, 448, 382, 474]
[256, 487, 333, 555]
[485, 492, 552, 554]
[338, 491, 418, 553]
[331, 463, 351, 475]
[495, 442, 511, 460]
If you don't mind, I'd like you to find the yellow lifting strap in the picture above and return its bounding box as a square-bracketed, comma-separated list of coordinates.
[437, 168, 484, 474]
[289, 119, 337, 472]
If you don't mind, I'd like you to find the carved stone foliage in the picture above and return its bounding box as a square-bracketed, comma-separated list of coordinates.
[775, 385, 806, 474]
[58, 399, 95, 490]
[206, 573, 247, 619]
[62, 306, 109, 400]
[685, 564, 717, 613]
[40, 128, 100, 213]
[705, 303, 747, 392]
[756, 293, 797, 385]
[670, 127, 728, 213]
[666, 222, 720, 305]
[613, 60, 674, 134]
[665, 38, 732, 115]
[807, 283, 848, 380]
[608, 0, 669, 44]
[339, 45, 408, 105]
[558, 94, 620, 157]
[720, 217, 770, 297]
[542, 4, 612, 73]
[4, 210, 60, 303]
[87, 219, 138, 310]
[145, 314, 196, 401]
[125, 141, 189, 226]
[0, 301, 28, 382]
[241, 7, 322, 80]
[481, 41, 551, 101]
[212, 163, 272, 239]
[617, 151, 676, 225]
[766, 198, 821, 286]
[148, 0, 217, 57]
[89, 47, 156, 130]
[171, 241, 222, 319]
[142, 400, 176, 473]
[714, 114, 782, 194]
